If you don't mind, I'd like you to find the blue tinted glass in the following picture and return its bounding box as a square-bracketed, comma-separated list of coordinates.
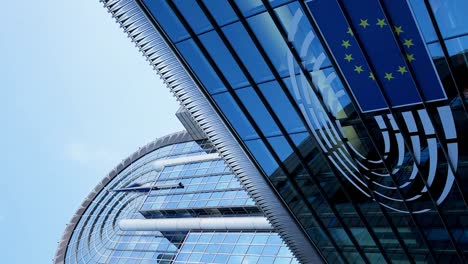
[258, 81, 307, 133]
[446, 35, 468, 59]
[233, 245, 249, 254]
[214, 254, 229, 262]
[247, 245, 264, 254]
[445, 36, 468, 89]
[235, 87, 281, 137]
[259, 256, 276, 263]
[176, 39, 227, 94]
[201, 254, 215, 263]
[429, 0, 468, 38]
[428, 42, 444, 58]
[143, 0, 189, 42]
[427, 42, 451, 73]
[269, 0, 293, 8]
[199, 31, 249, 89]
[212, 92, 258, 140]
[310, 68, 353, 119]
[227, 255, 244, 263]
[243, 256, 260, 263]
[252, 234, 269, 244]
[174, 0, 212, 34]
[222, 22, 273, 83]
[274, 2, 331, 70]
[202, 0, 238, 26]
[290, 132, 310, 147]
[408, 0, 438, 42]
[248, 12, 299, 77]
[267, 136, 294, 161]
[233, 0, 265, 16]
[245, 139, 280, 176]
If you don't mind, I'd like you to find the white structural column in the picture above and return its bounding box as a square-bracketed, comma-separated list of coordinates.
[153, 153, 220, 171]
[119, 217, 273, 232]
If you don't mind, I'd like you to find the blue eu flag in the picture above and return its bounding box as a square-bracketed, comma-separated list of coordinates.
[306, 0, 446, 113]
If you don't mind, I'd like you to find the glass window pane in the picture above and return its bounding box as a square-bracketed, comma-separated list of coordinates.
[429, 0, 468, 38]
[274, 2, 331, 70]
[143, 0, 189, 42]
[233, 0, 265, 17]
[445, 35, 468, 98]
[222, 22, 274, 83]
[408, 0, 438, 42]
[245, 139, 280, 176]
[199, 31, 249, 89]
[203, 0, 238, 26]
[259, 81, 307, 133]
[309, 68, 353, 119]
[235, 87, 281, 136]
[174, 0, 212, 34]
[267, 136, 294, 162]
[176, 39, 227, 94]
[248, 12, 299, 77]
[212, 92, 258, 140]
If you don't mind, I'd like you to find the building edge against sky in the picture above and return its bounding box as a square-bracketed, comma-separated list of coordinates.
[54, 122, 300, 263]
[94, 1, 320, 263]
[65, 0, 468, 263]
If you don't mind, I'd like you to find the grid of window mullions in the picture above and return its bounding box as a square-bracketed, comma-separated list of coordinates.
[140, 1, 468, 262]
[327, 0, 464, 260]
[296, 0, 460, 259]
[161, 0, 392, 263]
[147, 1, 468, 262]
[175, 231, 296, 264]
[186, 1, 436, 262]
[229, 1, 416, 262]
[288, 0, 446, 261]
[373, 0, 468, 216]
[65, 142, 213, 263]
[408, 1, 468, 210]
[322, 0, 466, 258]
[419, 0, 468, 117]
[148, 2, 339, 262]
[269, 0, 465, 261]
[222, 2, 396, 263]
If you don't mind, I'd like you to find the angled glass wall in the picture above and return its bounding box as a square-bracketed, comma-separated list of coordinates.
[140, 0, 468, 263]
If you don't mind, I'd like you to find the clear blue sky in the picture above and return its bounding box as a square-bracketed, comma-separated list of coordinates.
[0, 1, 182, 263]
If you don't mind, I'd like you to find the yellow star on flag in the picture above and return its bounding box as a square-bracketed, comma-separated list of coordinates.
[384, 72, 394, 81]
[354, 65, 364, 74]
[346, 27, 354, 36]
[394, 26, 404, 35]
[406, 53, 416, 62]
[376, 18, 387, 28]
[341, 40, 351, 48]
[360, 19, 370, 28]
[403, 39, 414, 48]
[369, 72, 375, 80]
[344, 54, 353, 62]
[397, 66, 407, 74]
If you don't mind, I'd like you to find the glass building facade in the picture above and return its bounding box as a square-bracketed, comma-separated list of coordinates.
[54, 130, 297, 264]
[96, 0, 468, 263]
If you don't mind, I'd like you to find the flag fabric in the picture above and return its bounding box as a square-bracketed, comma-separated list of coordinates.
[306, 0, 446, 113]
